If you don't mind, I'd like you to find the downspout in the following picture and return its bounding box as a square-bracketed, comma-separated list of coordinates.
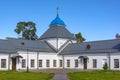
[27, 49, 29, 72]
[8, 53, 11, 70]
[108, 52, 111, 70]
[62, 55, 65, 69]
[37, 51, 39, 69]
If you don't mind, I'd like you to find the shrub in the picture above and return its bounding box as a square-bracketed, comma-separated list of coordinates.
[103, 62, 108, 71]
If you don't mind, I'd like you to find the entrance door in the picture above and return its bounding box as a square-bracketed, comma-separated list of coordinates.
[83, 58, 87, 69]
[12, 58, 16, 70]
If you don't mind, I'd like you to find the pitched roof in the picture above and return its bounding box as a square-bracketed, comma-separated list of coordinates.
[39, 25, 76, 40]
[0, 39, 16, 53]
[60, 39, 120, 55]
[7, 38, 54, 52]
[0, 37, 120, 54]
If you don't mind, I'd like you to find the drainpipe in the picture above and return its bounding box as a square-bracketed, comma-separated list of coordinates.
[8, 53, 11, 70]
[37, 51, 39, 69]
[108, 52, 111, 70]
[27, 49, 29, 72]
[62, 55, 65, 69]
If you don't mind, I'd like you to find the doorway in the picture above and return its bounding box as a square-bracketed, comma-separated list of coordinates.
[83, 58, 87, 69]
[12, 58, 16, 70]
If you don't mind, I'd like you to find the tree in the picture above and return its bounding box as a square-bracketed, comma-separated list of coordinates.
[14, 21, 38, 40]
[103, 62, 108, 71]
[75, 32, 86, 42]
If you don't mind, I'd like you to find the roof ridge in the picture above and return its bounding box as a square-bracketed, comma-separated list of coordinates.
[81, 39, 120, 43]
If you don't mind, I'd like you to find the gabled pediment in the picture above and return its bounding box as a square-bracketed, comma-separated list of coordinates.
[45, 38, 70, 52]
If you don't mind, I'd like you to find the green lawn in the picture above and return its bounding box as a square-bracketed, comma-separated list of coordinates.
[0, 71, 54, 80]
[68, 70, 120, 80]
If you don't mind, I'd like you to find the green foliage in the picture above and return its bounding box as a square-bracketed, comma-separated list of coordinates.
[14, 21, 38, 40]
[103, 62, 108, 71]
[75, 32, 86, 42]
[68, 70, 120, 80]
[0, 71, 54, 80]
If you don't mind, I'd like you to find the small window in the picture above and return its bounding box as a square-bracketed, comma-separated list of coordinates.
[21, 42, 25, 45]
[75, 59, 78, 67]
[86, 44, 91, 50]
[22, 59, 26, 68]
[1, 59, 6, 68]
[114, 59, 119, 68]
[53, 60, 57, 67]
[67, 60, 70, 67]
[39, 60, 42, 67]
[93, 59, 97, 68]
[59, 60, 62, 67]
[31, 59, 34, 67]
[46, 60, 50, 67]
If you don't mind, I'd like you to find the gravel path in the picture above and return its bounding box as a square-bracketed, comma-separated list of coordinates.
[19, 69, 92, 80]
[52, 73, 67, 80]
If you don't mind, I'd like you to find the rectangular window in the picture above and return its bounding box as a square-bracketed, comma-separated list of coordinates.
[114, 59, 119, 68]
[59, 60, 62, 67]
[22, 59, 26, 68]
[53, 60, 57, 67]
[31, 59, 34, 67]
[75, 59, 78, 67]
[1, 59, 6, 68]
[39, 60, 42, 67]
[46, 60, 50, 67]
[93, 59, 97, 68]
[67, 60, 70, 67]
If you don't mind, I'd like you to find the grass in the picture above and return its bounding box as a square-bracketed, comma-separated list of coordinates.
[68, 70, 120, 80]
[0, 70, 54, 80]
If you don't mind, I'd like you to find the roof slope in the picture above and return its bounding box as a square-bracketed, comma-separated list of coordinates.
[60, 39, 120, 55]
[0, 39, 16, 53]
[7, 38, 54, 52]
[40, 26, 76, 40]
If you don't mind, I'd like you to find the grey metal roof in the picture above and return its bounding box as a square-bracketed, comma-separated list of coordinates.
[1, 37, 120, 55]
[0, 39, 17, 53]
[60, 39, 120, 55]
[7, 38, 54, 52]
[39, 25, 76, 40]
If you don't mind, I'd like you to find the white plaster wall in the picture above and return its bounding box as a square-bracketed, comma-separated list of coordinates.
[18, 51, 61, 69]
[110, 54, 120, 70]
[0, 54, 9, 70]
[47, 39, 57, 49]
[17, 51, 117, 70]
[58, 38, 68, 49]
[72, 40, 76, 43]
[18, 51, 38, 69]
[63, 54, 110, 70]
[46, 38, 75, 50]
[88, 56, 108, 69]
[5, 51, 120, 70]
[38, 52, 63, 69]
[63, 55, 80, 69]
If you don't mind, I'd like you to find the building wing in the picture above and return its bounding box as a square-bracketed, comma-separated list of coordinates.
[60, 39, 120, 55]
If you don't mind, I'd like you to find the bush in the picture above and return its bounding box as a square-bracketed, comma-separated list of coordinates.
[103, 62, 108, 71]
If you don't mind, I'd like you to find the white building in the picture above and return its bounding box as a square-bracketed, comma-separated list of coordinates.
[0, 14, 120, 71]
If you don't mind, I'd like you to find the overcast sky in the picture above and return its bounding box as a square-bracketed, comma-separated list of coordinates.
[0, 0, 120, 41]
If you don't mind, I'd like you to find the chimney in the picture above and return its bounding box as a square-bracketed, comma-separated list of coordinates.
[116, 33, 120, 40]
[77, 39, 81, 43]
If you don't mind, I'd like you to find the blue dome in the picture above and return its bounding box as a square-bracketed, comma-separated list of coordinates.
[49, 15, 66, 26]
